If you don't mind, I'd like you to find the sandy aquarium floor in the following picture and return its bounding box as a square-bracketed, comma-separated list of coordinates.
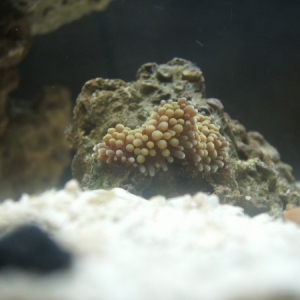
[0, 180, 300, 300]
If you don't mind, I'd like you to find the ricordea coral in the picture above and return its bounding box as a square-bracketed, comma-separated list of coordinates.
[93, 98, 228, 176]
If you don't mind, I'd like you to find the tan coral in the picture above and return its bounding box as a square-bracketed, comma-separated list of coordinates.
[93, 98, 228, 176]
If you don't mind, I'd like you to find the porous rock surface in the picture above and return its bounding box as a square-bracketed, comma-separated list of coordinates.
[0, 86, 72, 201]
[0, 2, 32, 137]
[0, 0, 113, 199]
[1, 180, 300, 299]
[67, 58, 300, 217]
[0, 69, 19, 136]
[0, 0, 112, 131]
[2, 0, 112, 36]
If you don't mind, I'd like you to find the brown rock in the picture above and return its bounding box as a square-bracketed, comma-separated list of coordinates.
[0, 69, 19, 135]
[6, 0, 112, 35]
[0, 86, 72, 200]
[0, 0, 113, 200]
[0, 3, 32, 69]
[67, 58, 300, 217]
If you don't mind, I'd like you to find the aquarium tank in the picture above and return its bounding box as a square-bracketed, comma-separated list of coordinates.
[0, 1, 300, 299]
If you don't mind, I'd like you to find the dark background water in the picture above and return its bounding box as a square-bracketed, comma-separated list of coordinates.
[13, 0, 300, 180]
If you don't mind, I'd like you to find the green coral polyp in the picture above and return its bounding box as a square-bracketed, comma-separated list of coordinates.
[92, 97, 229, 176]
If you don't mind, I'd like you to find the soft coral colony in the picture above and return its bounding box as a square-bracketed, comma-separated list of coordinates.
[93, 97, 229, 176]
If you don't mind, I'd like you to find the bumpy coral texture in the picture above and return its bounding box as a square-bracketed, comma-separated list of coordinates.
[93, 98, 228, 176]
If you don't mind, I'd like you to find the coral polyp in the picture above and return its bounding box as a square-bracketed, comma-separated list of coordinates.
[92, 97, 228, 176]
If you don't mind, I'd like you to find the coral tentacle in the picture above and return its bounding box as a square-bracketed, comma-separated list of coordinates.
[93, 98, 228, 176]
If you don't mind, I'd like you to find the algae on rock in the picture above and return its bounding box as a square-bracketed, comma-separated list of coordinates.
[67, 58, 300, 217]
